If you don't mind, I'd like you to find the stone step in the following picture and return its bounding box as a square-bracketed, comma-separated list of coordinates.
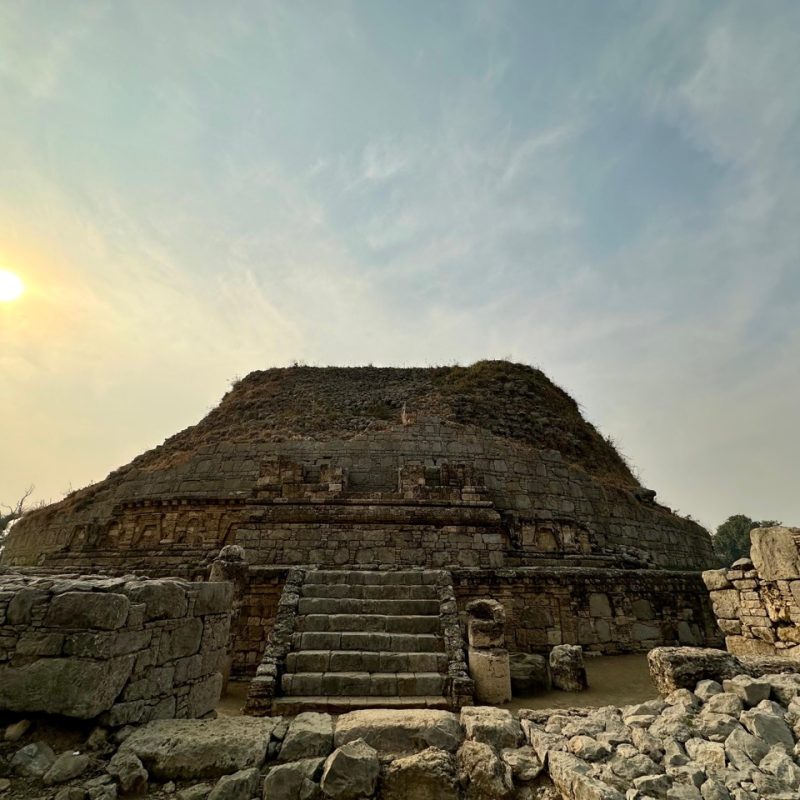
[292, 631, 445, 653]
[297, 597, 440, 616]
[296, 614, 441, 634]
[285, 650, 449, 674]
[301, 583, 438, 600]
[305, 570, 441, 586]
[281, 671, 446, 697]
[271, 695, 450, 715]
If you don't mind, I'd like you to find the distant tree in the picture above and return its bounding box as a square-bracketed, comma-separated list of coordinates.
[713, 514, 781, 566]
[0, 486, 35, 554]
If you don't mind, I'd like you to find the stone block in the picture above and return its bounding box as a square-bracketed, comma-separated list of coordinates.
[120, 717, 278, 779]
[751, 526, 800, 581]
[194, 583, 234, 616]
[126, 581, 188, 621]
[7, 589, 48, 626]
[509, 652, 550, 694]
[468, 647, 512, 704]
[334, 709, 461, 758]
[46, 592, 130, 630]
[157, 618, 203, 664]
[0, 655, 134, 718]
[549, 645, 587, 692]
[279, 712, 334, 762]
[187, 672, 223, 718]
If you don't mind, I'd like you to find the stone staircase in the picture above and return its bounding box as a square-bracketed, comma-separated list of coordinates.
[271, 569, 452, 715]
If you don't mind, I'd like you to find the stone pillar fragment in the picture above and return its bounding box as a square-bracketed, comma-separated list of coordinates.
[549, 644, 587, 692]
[466, 599, 511, 704]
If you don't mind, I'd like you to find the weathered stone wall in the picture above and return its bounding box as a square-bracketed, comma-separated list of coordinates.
[453, 568, 721, 654]
[226, 565, 720, 680]
[0, 571, 232, 725]
[3, 421, 715, 572]
[703, 525, 800, 658]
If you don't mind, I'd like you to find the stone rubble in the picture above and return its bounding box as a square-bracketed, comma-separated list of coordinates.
[2, 663, 800, 799]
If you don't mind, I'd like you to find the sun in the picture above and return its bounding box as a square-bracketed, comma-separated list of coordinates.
[0, 269, 24, 302]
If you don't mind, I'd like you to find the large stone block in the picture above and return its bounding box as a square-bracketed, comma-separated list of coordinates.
[126, 581, 188, 621]
[46, 592, 130, 630]
[120, 717, 279, 779]
[157, 618, 203, 664]
[333, 709, 461, 758]
[0, 655, 134, 718]
[194, 582, 234, 616]
[751, 527, 800, 581]
[647, 647, 740, 695]
[468, 647, 512, 704]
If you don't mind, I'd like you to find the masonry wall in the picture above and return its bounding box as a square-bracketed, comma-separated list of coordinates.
[0, 571, 232, 725]
[703, 525, 800, 658]
[452, 568, 722, 654]
[4, 421, 715, 572]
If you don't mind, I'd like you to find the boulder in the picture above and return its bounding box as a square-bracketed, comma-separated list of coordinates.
[333, 710, 461, 758]
[568, 735, 610, 762]
[460, 707, 522, 751]
[119, 717, 278, 779]
[43, 752, 90, 785]
[509, 653, 551, 695]
[647, 648, 741, 695]
[721, 676, 770, 707]
[10, 741, 56, 778]
[107, 751, 149, 795]
[547, 751, 624, 800]
[380, 746, 459, 800]
[207, 768, 260, 800]
[279, 713, 334, 762]
[262, 758, 323, 800]
[4, 719, 32, 742]
[549, 645, 587, 692]
[320, 739, 379, 799]
[500, 746, 542, 782]
[740, 709, 794, 751]
[456, 740, 513, 800]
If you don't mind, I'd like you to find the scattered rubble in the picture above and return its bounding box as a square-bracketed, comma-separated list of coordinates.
[3, 652, 800, 799]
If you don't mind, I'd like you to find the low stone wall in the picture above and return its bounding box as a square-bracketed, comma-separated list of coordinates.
[703, 525, 800, 658]
[453, 567, 721, 654]
[0, 571, 232, 725]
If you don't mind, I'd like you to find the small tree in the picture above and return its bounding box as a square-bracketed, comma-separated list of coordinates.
[0, 486, 34, 554]
[713, 514, 780, 566]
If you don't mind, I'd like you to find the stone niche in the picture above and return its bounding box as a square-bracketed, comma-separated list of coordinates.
[0, 571, 233, 725]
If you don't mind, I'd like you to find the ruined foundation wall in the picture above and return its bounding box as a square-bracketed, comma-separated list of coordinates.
[0, 570, 232, 725]
[703, 525, 800, 658]
[453, 568, 722, 655]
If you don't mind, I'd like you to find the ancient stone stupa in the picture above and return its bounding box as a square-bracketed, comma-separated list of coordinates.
[2, 361, 720, 712]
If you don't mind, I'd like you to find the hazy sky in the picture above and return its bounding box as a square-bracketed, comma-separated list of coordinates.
[1, 1, 798, 531]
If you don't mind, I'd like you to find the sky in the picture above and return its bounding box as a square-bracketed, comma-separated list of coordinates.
[1, 1, 798, 532]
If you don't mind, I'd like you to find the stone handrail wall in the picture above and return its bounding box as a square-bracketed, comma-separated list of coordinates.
[435, 571, 474, 708]
[0, 571, 232, 725]
[243, 568, 305, 715]
[703, 525, 800, 658]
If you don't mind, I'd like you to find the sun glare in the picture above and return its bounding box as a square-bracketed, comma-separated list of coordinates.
[0, 269, 24, 302]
